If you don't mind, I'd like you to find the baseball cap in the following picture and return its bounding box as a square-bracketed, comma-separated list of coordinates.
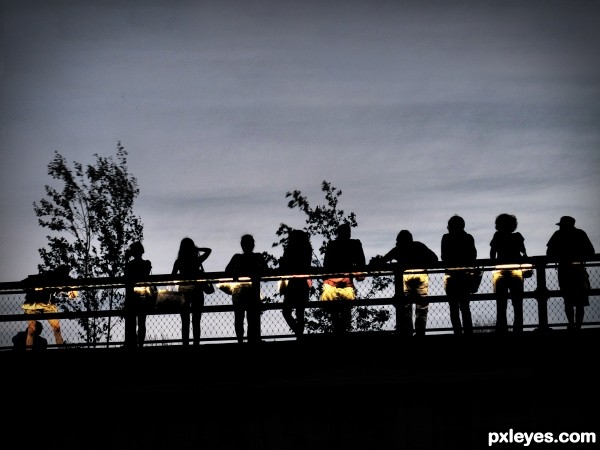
[556, 216, 575, 227]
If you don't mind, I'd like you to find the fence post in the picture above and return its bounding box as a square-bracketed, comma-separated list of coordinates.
[533, 257, 550, 331]
[250, 275, 262, 343]
[393, 266, 405, 336]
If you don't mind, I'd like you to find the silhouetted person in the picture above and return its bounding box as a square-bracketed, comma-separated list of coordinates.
[225, 234, 268, 343]
[172, 237, 212, 346]
[124, 241, 153, 349]
[380, 230, 438, 337]
[546, 216, 595, 331]
[279, 229, 313, 337]
[321, 223, 366, 334]
[441, 215, 477, 335]
[21, 265, 75, 347]
[490, 213, 528, 334]
[12, 320, 47, 351]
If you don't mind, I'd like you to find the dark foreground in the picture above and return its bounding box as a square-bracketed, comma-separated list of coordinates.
[4, 329, 599, 450]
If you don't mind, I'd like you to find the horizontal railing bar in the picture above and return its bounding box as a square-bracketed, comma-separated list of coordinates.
[2, 254, 599, 292]
[2, 287, 599, 324]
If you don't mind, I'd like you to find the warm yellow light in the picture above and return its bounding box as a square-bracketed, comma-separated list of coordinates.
[134, 287, 152, 296]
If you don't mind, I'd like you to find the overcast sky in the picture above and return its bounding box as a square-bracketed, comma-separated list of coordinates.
[1, 0, 599, 282]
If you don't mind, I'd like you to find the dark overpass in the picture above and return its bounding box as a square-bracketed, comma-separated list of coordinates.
[4, 329, 598, 450]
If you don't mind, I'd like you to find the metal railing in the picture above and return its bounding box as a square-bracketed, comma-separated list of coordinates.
[1, 255, 598, 350]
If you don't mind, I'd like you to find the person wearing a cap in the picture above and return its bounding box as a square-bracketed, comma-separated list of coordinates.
[546, 216, 595, 331]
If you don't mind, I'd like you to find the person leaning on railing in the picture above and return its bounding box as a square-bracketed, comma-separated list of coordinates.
[441, 215, 477, 335]
[320, 223, 366, 334]
[489, 213, 528, 334]
[378, 230, 439, 338]
[546, 216, 596, 331]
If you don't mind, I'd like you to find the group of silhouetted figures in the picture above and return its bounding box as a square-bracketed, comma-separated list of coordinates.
[14, 213, 596, 350]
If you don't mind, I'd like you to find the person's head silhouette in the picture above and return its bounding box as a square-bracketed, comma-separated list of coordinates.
[289, 229, 309, 247]
[180, 237, 196, 253]
[241, 234, 255, 253]
[447, 215, 465, 233]
[495, 213, 518, 233]
[177, 237, 203, 264]
[128, 241, 145, 259]
[396, 230, 413, 247]
[336, 223, 351, 240]
[556, 216, 576, 230]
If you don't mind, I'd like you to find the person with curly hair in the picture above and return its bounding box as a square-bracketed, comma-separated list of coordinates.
[490, 213, 528, 334]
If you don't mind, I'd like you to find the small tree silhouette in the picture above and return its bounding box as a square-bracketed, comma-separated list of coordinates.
[271, 180, 391, 333]
[33, 142, 143, 344]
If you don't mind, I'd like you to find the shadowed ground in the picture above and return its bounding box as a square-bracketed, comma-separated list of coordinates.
[4, 329, 598, 450]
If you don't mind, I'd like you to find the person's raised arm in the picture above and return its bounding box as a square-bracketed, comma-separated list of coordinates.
[198, 247, 212, 264]
[380, 247, 397, 264]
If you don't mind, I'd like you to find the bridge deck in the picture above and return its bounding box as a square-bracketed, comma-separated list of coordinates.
[4, 329, 598, 450]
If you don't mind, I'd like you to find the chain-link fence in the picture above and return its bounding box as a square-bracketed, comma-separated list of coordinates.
[1, 257, 598, 350]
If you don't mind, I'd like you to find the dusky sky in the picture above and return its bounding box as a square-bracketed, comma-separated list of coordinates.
[1, 0, 599, 281]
